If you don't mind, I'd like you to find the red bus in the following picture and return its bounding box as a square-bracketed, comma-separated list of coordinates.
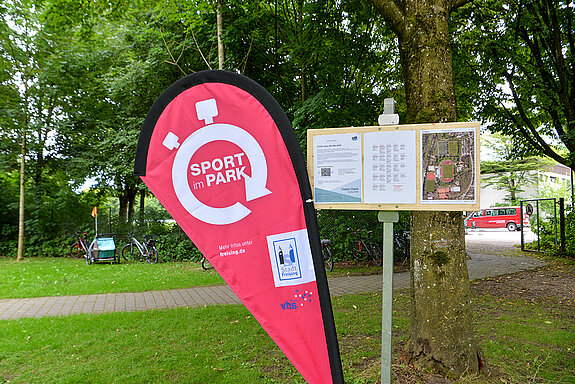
[464, 206, 530, 231]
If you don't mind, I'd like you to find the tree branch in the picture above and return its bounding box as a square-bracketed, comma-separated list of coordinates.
[369, 0, 405, 38]
[499, 74, 565, 166]
[450, 0, 473, 12]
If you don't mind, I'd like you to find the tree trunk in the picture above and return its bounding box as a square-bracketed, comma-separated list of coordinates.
[139, 189, 146, 224]
[509, 178, 517, 203]
[409, 211, 480, 376]
[17, 131, 26, 262]
[119, 194, 129, 225]
[370, 0, 481, 377]
[118, 185, 138, 225]
[128, 194, 136, 224]
[216, 0, 224, 70]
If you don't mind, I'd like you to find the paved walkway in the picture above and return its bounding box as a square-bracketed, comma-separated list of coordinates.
[0, 240, 545, 320]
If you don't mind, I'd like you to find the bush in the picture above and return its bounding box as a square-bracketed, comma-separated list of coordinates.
[156, 230, 202, 262]
[531, 209, 575, 257]
[0, 240, 16, 258]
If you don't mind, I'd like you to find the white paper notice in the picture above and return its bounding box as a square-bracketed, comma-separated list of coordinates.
[364, 131, 417, 204]
[313, 133, 362, 203]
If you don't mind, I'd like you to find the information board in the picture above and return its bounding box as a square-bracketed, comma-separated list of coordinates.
[307, 122, 480, 211]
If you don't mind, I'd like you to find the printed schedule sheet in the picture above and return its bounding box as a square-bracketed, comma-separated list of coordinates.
[363, 130, 417, 204]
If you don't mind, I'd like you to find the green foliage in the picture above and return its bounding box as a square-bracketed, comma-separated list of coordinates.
[203, 0, 404, 131]
[480, 133, 556, 205]
[481, 158, 543, 205]
[148, 225, 203, 263]
[317, 210, 409, 261]
[318, 210, 379, 261]
[455, 0, 575, 169]
[156, 232, 203, 263]
[0, 172, 19, 243]
[1, 0, 406, 259]
[0, 169, 105, 258]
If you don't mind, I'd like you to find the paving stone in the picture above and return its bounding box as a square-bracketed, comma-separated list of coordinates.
[0, 241, 547, 320]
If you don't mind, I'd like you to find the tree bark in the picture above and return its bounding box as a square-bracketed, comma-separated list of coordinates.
[119, 186, 138, 225]
[217, 0, 224, 70]
[370, 0, 481, 377]
[128, 193, 136, 224]
[409, 211, 480, 376]
[139, 189, 146, 224]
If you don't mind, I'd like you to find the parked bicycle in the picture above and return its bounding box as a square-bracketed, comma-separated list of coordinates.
[200, 256, 213, 270]
[349, 229, 382, 266]
[70, 231, 89, 259]
[393, 229, 411, 265]
[321, 239, 334, 272]
[121, 234, 158, 263]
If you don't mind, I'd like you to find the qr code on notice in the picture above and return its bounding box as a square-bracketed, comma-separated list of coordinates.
[321, 168, 331, 177]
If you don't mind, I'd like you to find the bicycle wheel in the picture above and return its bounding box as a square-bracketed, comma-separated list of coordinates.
[201, 257, 213, 270]
[69, 242, 84, 259]
[147, 247, 158, 264]
[351, 241, 369, 262]
[121, 244, 136, 262]
[322, 246, 334, 272]
[369, 242, 383, 266]
[394, 237, 409, 263]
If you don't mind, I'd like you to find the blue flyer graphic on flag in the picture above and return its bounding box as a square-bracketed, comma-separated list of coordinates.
[267, 229, 315, 287]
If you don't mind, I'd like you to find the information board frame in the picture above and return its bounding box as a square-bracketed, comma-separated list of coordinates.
[307, 122, 480, 211]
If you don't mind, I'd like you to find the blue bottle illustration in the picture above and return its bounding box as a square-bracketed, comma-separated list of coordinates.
[283, 244, 293, 266]
[288, 244, 295, 263]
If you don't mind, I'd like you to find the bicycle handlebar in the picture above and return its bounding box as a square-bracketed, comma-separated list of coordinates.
[347, 228, 373, 236]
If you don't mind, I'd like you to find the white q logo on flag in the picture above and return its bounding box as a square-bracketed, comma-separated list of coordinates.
[164, 99, 271, 225]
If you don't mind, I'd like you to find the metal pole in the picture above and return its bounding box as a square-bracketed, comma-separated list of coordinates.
[559, 198, 566, 254]
[377, 103, 400, 384]
[378, 211, 399, 384]
[553, 198, 558, 253]
[520, 201, 525, 251]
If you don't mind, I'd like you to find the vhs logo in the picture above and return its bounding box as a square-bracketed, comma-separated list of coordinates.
[281, 290, 313, 310]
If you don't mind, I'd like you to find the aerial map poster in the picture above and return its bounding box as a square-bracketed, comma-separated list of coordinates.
[420, 127, 477, 204]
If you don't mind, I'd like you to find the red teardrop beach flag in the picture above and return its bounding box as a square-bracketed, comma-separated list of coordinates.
[134, 70, 343, 383]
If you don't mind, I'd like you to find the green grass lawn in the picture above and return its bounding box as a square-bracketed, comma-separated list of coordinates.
[1, 257, 573, 383]
[0, 257, 224, 299]
[1, 289, 573, 383]
[476, 297, 575, 383]
[0, 257, 379, 299]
